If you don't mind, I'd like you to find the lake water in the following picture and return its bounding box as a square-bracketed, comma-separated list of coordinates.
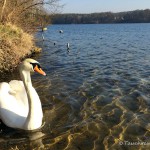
[0, 24, 150, 150]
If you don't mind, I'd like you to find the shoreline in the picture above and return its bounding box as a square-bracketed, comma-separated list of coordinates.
[0, 23, 42, 73]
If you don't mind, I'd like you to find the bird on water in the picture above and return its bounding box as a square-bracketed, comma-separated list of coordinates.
[0, 58, 46, 130]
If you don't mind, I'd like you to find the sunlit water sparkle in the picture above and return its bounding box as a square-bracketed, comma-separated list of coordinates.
[0, 24, 150, 150]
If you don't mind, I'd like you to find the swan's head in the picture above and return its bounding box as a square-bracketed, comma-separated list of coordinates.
[20, 58, 46, 76]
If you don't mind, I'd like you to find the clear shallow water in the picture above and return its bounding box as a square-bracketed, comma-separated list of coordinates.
[1, 24, 150, 149]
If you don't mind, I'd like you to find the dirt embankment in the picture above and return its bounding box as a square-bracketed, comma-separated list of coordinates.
[0, 23, 41, 72]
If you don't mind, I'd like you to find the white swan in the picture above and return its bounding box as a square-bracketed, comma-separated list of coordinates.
[0, 58, 46, 130]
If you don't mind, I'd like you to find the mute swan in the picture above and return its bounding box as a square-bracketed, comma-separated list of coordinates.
[59, 30, 63, 33]
[0, 58, 46, 130]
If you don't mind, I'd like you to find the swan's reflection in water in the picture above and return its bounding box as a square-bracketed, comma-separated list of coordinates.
[27, 131, 45, 149]
[0, 122, 45, 149]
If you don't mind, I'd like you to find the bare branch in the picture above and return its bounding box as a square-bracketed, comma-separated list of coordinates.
[1, 0, 7, 22]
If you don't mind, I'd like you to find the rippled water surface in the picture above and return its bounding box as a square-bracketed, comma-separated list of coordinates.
[1, 24, 150, 150]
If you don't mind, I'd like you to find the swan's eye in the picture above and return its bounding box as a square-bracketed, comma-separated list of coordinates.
[30, 62, 41, 70]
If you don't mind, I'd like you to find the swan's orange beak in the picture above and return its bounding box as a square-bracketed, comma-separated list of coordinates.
[34, 65, 46, 76]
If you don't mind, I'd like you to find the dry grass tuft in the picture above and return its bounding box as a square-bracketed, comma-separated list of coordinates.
[0, 23, 35, 72]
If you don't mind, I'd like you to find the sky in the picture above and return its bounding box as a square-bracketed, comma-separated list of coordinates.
[60, 0, 150, 14]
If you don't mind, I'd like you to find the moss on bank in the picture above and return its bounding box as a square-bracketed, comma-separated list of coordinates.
[0, 23, 41, 72]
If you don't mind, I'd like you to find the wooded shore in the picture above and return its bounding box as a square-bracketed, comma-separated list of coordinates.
[0, 0, 60, 72]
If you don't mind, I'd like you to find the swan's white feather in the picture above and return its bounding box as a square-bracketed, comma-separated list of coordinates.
[9, 80, 28, 106]
[0, 58, 44, 130]
[0, 81, 28, 128]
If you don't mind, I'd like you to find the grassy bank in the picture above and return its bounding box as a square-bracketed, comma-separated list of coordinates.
[0, 23, 41, 72]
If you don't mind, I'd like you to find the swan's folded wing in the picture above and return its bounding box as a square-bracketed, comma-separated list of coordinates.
[0, 82, 28, 120]
[9, 80, 28, 106]
[9, 80, 24, 92]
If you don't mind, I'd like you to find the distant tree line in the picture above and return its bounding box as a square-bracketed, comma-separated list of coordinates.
[51, 9, 150, 24]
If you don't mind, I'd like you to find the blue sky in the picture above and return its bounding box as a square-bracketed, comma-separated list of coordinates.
[60, 0, 150, 13]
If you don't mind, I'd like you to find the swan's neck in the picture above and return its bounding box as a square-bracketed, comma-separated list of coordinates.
[20, 69, 42, 130]
[20, 70, 33, 112]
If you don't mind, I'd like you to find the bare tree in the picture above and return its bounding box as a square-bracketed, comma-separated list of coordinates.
[0, 0, 62, 31]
